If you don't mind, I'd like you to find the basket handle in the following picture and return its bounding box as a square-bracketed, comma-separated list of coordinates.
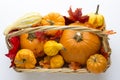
[5, 25, 111, 53]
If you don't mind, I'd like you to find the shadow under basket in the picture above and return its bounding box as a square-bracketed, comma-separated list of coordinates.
[5, 25, 111, 73]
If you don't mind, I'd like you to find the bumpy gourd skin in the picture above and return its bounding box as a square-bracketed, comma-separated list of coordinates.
[44, 40, 63, 56]
[88, 5, 104, 29]
[50, 55, 64, 68]
[14, 49, 37, 69]
[88, 13, 104, 28]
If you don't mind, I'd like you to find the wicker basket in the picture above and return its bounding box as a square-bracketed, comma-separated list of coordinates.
[5, 25, 111, 73]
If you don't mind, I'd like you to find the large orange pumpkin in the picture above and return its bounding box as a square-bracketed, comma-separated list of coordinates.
[60, 29, 101, 65]
[41, 12, 65, 36]
[20, 33, 44, 57]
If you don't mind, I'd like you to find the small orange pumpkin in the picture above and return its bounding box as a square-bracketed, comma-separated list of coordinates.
[87, 54, 108, 74]
[41, 12, 65, 36]
[60, 30, 101, 65]
[20, 33, 44, 57]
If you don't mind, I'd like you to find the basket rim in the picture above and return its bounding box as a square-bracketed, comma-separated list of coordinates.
[14, 63, 111, 73]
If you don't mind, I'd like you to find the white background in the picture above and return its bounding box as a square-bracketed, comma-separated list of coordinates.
[0, 0, 120, 80]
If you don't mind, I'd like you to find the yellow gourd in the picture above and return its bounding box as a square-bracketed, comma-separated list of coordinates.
[44, 40, 64, 56]
[88, 5, 104, 29]
[50, 55, 64, 68]
[14, 49, 37, 69]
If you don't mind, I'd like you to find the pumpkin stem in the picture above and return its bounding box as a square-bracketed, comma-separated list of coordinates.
[93, 57, 97, 62]
[95, 5, 99, 14]
[22, 59, 26, 63]
[27, 33, 36, 41]
[74, 32, 82, 42]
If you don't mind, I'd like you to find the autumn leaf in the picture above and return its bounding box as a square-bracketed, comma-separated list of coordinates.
[100, 47, 109, 60]
[50, 30, 63, 41]
[35, 31, 47, 42]
[5, 36, 20, 67]
[68, 6, 89, 23]
[104, 30, 116, 35]
[5, 36, 20, 60]
[63, 16, 74, 25]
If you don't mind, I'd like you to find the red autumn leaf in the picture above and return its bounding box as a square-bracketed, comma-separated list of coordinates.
[5, 36, 20, 60]
[63, 16, 74, 25]
[5, 36, 20, 67]
[68, 6, 89, 23]
[9, 59, 15, 68]
[79, 15, 89, 23]
[35, 31, 47, 42]
[100, 47, 109, 60]
[50, 30, 63, 40]
[68, 7, 82, 21]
